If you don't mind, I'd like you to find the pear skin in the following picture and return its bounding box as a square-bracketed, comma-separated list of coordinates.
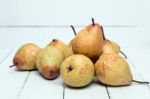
[60, 54, 94, 87]
[36, 46, 64, 79]
[102, 39, 120, 54]
[95, 53, 132, 86]
[12, 43, 40, 70]
[47, 39, 73, 58]
[72, 23, 103, 59]
[68, 39, 74, 48]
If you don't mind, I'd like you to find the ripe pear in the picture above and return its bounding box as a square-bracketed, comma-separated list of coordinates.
[47, 39, 73, 58]
[100, 26, 127, 59]
[36, 46, 64, 79]
[10, 43, 40, 70]
[71, 19, 103, 59]
[60, 54, 94, 87]
[102, 39, 120, 54]
[95, 53, 132, 86]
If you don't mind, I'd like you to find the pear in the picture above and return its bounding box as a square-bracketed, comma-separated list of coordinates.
[36, 46, 64, 79]
[102, 39, 120, 54]
[47, 39, 73, 58]
[71, 18, 103, 59]
[10, 43, 40, 70]
[95, 53, 132, 86]
[100, 26, 127, 59]
[60, 54, 94, 87]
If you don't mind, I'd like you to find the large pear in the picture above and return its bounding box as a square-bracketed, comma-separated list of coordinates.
[95, 53, 132, 86]
[60, 54, 94, 87]
[72, 23, 103, 59]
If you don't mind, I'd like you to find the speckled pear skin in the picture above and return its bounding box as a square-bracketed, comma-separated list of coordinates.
[47, 39, 73, 58]
[60, 54, 94, 87]
[72, 24, 103, 59]
[102, 39, 120, 54]
[36, 46, 64, 79]
[13, 43, 40, 70]
[95, 53, 132, 86]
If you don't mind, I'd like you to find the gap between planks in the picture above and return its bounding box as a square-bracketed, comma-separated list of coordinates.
[0, 49, 13, 64]
[63, 83, 66, 99]
[17, 71, 31, 99]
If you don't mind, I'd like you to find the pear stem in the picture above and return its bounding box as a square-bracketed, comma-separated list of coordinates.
[101, 26, 106, 40]
[9, 64, 15, 68]
[52, 39, 57, 42]
[92, 18, 95, 26]
[71, 25, 76, 36]
[120, 50, 127, 59]
[132, 80, 149, 84]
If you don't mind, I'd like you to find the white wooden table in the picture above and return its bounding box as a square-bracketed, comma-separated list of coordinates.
[0, 0, 150, 99]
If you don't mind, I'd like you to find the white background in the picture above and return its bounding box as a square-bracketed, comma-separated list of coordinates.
[0, 0, 150, 99]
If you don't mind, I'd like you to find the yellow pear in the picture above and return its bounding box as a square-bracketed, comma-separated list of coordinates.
[99, 26, 127, 59]
[95, 53, 132, 86]
[36, 46, 64, 79]
[60, 54, 94, 87]
[47, 39, 73, 58]
[10, 43, 40, 70]
[102, 39, 120, 54]
[71, 19, 103, 59]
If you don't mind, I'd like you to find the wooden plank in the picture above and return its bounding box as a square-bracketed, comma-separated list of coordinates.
[18, 71, 64, 99]
[0, 49, 11, 64]
[0, 50, 29, 99]
[64, 78, 109, 99]
[0, 28, 75, 49]
[124, 48, 150, 82]
[106, 56, 150, 99]
[0, 27, 144, 49]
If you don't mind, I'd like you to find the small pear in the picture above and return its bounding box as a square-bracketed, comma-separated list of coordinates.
[36, 46, 64, 79]
[102, 39, 120, 54]
[10, 43, 40, 70]
[100, 26, 127, 59]
[47, 39, 73, 58]
[60, 54, 94, 87]
[71, 18, 103, 59]
[95, 53, 132, 86]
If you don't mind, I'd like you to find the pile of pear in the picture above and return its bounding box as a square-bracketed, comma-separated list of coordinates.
[10, 19, 149, 87]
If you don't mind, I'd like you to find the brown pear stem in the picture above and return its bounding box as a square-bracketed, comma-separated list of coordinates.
[101, 26, 106, 40]
[52, 39, 57, 42]
[120, 50, 127, 59]
[9, 64, 15, 68]
[92, 18, 95, 26]
[71, 25, 76, 36]
[132, 80, 149, 84]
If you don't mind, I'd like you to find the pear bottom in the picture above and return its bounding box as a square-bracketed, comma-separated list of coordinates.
[40, 66, 59, 80]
